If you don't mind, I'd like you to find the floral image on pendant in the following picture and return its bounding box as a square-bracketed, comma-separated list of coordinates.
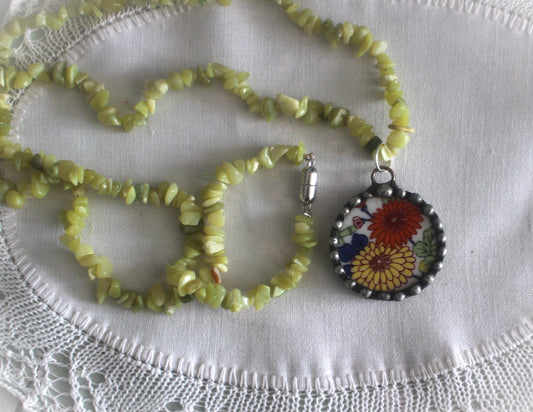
[368, 199, 423, 247]
[337, 197, 438, 292]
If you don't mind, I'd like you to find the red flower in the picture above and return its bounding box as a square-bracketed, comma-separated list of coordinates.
[368, 199, 423, 247]
[352, 216, 364, 229]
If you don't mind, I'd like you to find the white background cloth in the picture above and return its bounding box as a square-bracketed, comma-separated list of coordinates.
[0, 0, 532, 410]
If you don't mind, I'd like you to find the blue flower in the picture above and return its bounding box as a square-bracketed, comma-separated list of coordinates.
[338, 233, 369, 272]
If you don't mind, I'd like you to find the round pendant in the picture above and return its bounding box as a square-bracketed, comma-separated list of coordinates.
[329, 167, 446, 301]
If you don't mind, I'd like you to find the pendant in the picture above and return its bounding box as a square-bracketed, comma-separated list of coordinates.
[329, 167, 446, 301]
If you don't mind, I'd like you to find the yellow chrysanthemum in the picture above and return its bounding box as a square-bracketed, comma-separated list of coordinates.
[351, 242, 416, 292]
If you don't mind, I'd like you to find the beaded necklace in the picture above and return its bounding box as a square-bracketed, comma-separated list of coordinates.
[0, 0, 445, 311]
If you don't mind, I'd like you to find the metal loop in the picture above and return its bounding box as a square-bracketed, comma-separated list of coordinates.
[374, 145, 383, 172]
[374, 144, 392, 172]
[371, 166, 395, 185]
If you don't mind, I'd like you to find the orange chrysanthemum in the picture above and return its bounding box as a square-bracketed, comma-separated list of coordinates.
[368, 199, 423, 247]
[351, 243, 416, 292]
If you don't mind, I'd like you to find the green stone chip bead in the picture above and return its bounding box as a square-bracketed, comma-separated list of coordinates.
[0, 180, 15, 202]
[328, 107, 349, 129]
[65, 65, 79, 88]
[13, 71, 32, 89]
[251, 284, 271, 311]
[167, 72, 185, 91]
[97, 278, 112, 304]
[30, 173, 50, 199]
[52, 61, 67, 86]
[101, 0, 125, 12]
[89, 89, 109, 111]
[0, 108, 10, 136]
[261, 97, 278, 122]
[108, 278, 121, 298]
[301, 100, 323, 125]
[4, 190, 25, 209]
[356, 32, 373, 57]
[276, 93, 299, 116]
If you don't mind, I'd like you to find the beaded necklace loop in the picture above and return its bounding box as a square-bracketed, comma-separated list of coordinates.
[0, 0, 422, 310]
[60, 144, 317, 313]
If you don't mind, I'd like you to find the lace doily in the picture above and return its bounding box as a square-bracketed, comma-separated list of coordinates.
[0, 0, 532, 411]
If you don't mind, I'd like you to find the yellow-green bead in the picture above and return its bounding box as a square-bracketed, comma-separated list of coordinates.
[64, 65, 79, 88]
[30, 174, 49, 199]
[133, 101, 150, 116]
[46, 15, 65, 30]
[271, 274, 297, 290]
[385, 79, 401, 92]
[294, 96, 309, 119]
[222, 74, 239, 91]
[385, 90, 404, 106]
[389, 102, 410, 119]
[387, 130, 410, 149]
[203, 235, 225, 255]
[369, 41, 388, 56]
[291, 233, 315, 245]
[221, 162, 243, 185]
[4, 66, 17, 90]
[78, 254, 102, 268]
[356, 33, 373, 57]
[131, 294, 144, 313]
[180, 208, 202, 226]
[206, 210, 225, 228]
[164, 183, 179, 206]
[245, 158, 260, 174]
[276, 94, 299, 116]
[13, 71, 32, 89]
[181, 69, 195, 87]
[52, 61, 66, 86]
[269, 145, 291, 162]
[97, 107, 120, 127]
[289, 8, 313, 28]
[97, 279, 112, 304]
[261, 97, 278, 122]
[96, 256, 113, 278]
[222, 289, 246, 312]
[148, 283, 166, 307]
[391, 115, 410, 127]
[0, 109, 10, 136]
[217, 0, 231, 6]
[144, 78, 169, 99]
[101, 0, 125, 12]
[108, 279, 121, 298]
[257, 147, 274, 169]
[350, 25, 369, 46]
[177, 270, 197, 296]
[0, 180, 15, 202]
[253, 284, 271, 311]
[5, 190, 24, 209]
[341, 22, 354, 44]
[285, 141, 306, 165]
[74, 244, 94, 260]
[28, 63, 46, 80]
[167, 72, 184, 91]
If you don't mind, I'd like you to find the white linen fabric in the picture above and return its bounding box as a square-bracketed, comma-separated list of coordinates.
[0, 0, 532, 410]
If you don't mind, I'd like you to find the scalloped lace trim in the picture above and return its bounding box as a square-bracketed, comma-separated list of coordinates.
[1, 0, 532, 410]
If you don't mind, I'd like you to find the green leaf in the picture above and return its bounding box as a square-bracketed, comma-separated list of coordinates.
[419, 256, 436, 273]
[423, 227, 435, 244]
[413, 241, 429, 258]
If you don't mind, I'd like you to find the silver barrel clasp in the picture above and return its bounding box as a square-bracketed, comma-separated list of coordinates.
[300, 153, 318, 216]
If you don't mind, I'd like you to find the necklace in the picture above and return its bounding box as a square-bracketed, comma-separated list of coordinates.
[0, 0, 444, 310]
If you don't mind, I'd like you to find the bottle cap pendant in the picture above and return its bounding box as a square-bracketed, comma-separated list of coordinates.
[329, 167, 446, 301]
